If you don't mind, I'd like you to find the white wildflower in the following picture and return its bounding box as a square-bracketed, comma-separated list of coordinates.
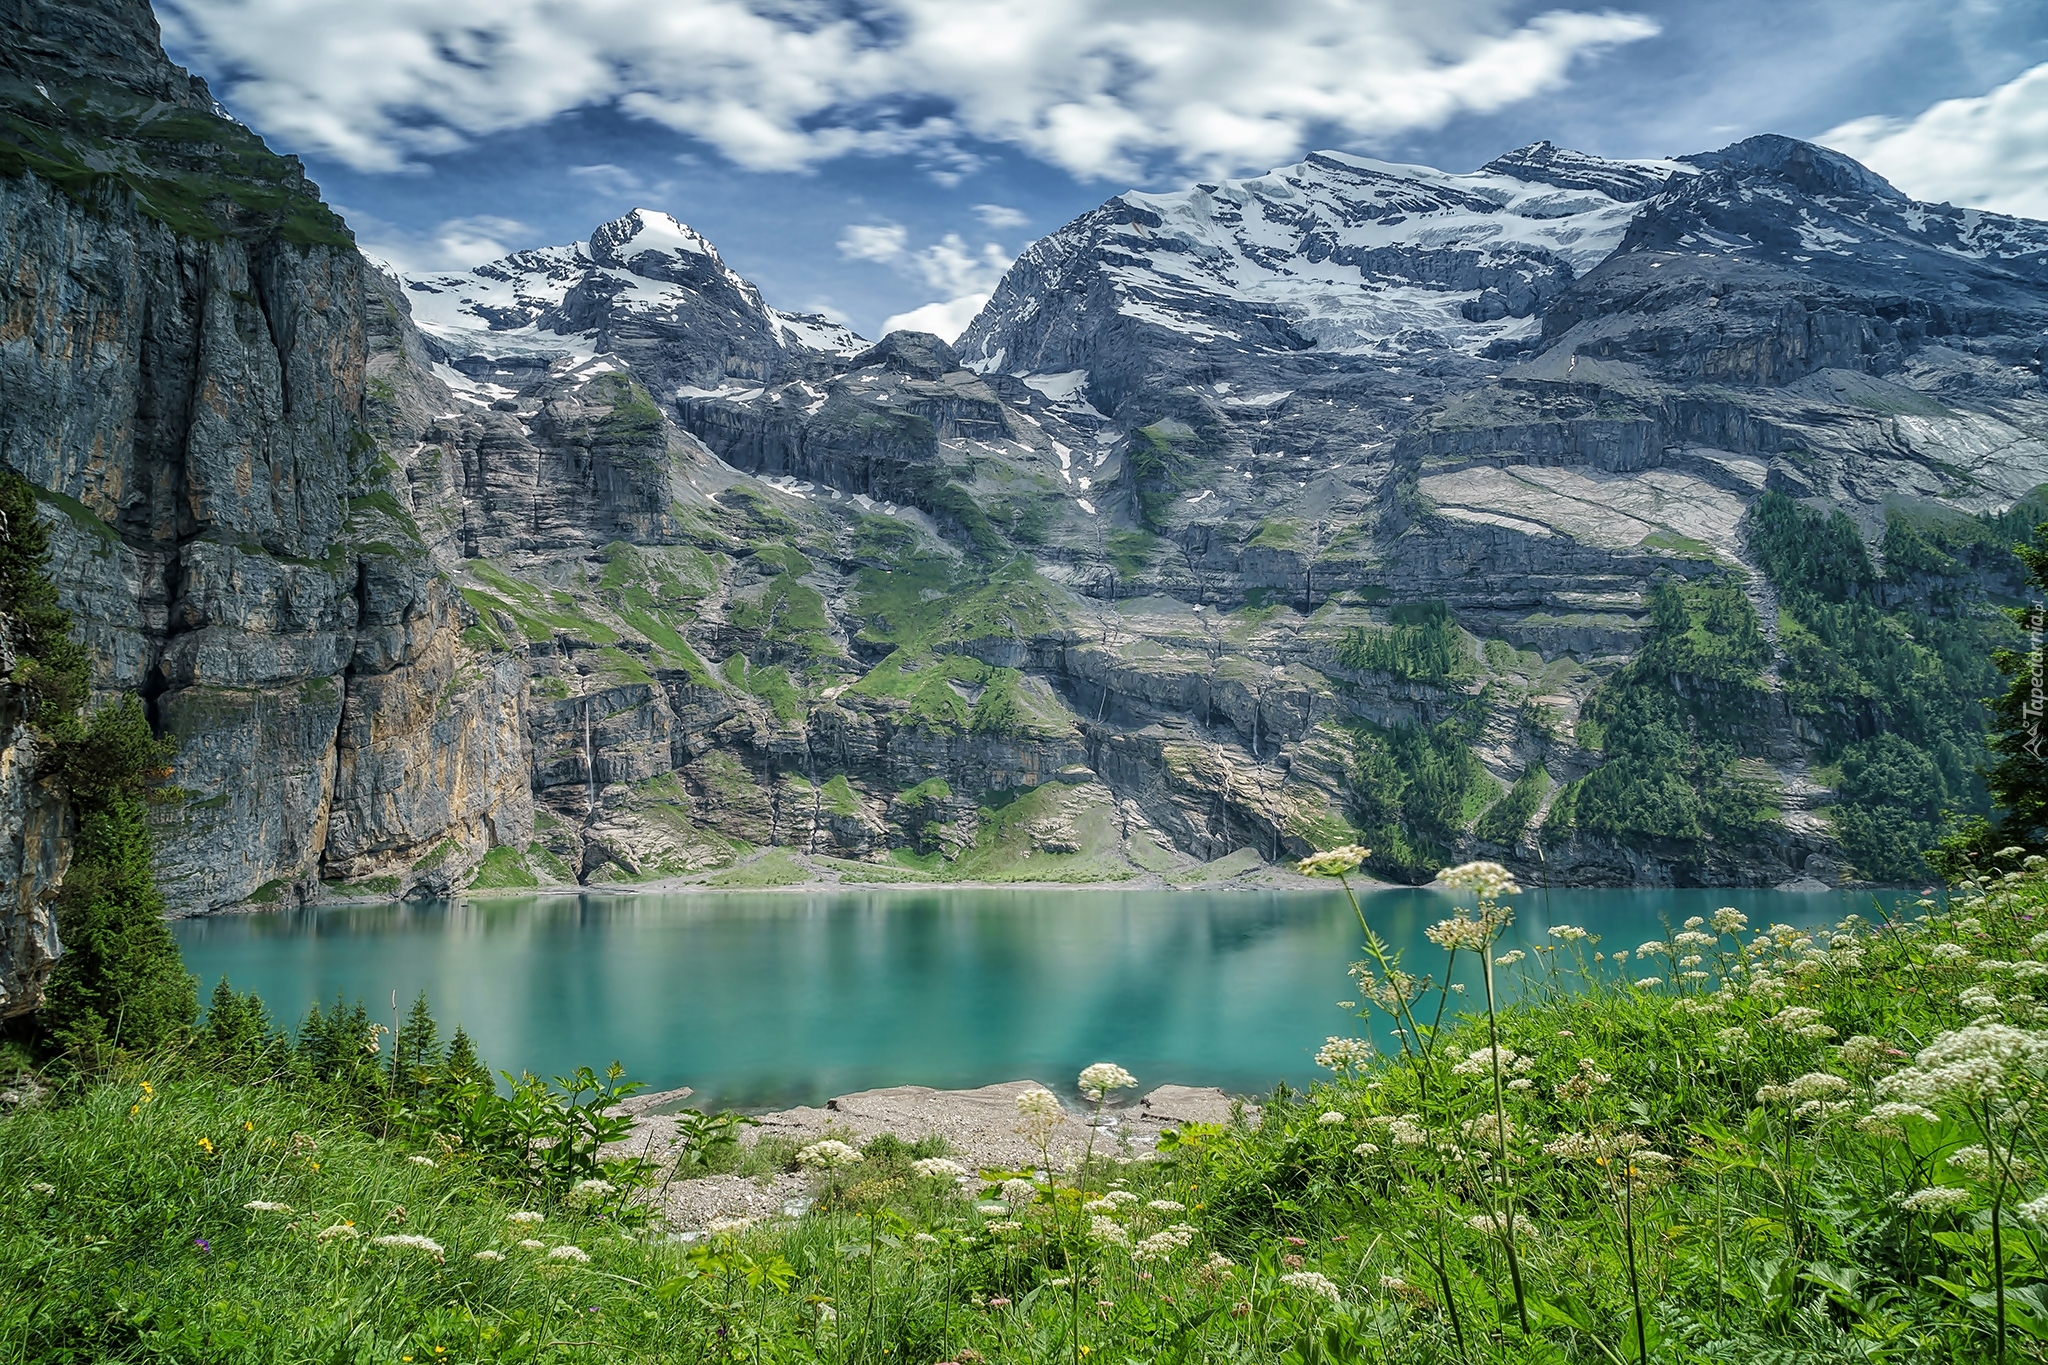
[1131, 1225, 1196, 1263]
[242, 1200, 291, 1213]
[1297, 845, 1369, 877]
[1494, 950, 1526, 967]
[518, 1238, 546, 1250]
[1314, 1036, 1373, 1072]
[1786, 1072, 1852, 1101]
[26, 1182, 55, 1197]
[1317, 1111, 1346, 1127]
[407, 1155, 437, 1168]
[1439, 861, 1520, 898]
[1879, 1022, 2048, 1105]
[1929, 943, 1973, 963]
[1087, 1215, 1130, 1247]
[1465, 1211, 1537, 1239]
[1364, 1114, 1430, 1147]
[797, 1140, 864, 1170]
[1549, 925, 1589, 942]
[1147, 1199, 1186, 1213]
[1279, 1270, 1343, 1303]
[912, 1157, 968, 1180]
[999, 1177, 1039, 1207]
[1428, 914, 1489, 951]
[370, 1233, 445, 1260]
[545, 1244, 591, 1263]
[507, 1210, 545, 1224]
[1900, 1186, 1972, 1213]
[706, 1216, 753, 1236]
[1352, 1141, 1381, 1156]
[1635, 977, 1664, 988]
[472, 1249, 505, 1262]
[1016, 1088, 1064, 1121]
[1711, 907, 1747, 934]
[1452, 1045, 1517, 1076]
[1949, 1146, 1994, 1178]
[1078, 1063, 1138, 1101]
[316, 1223, 359, 1242]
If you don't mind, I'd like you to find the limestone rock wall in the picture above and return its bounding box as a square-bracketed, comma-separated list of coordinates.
[0, 0, 534, 912]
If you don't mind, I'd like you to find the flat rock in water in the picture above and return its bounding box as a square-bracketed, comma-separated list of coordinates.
[1137, 1085, 1255, 1127]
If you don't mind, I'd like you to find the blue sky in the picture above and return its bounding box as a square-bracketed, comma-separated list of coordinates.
[158, 0, 2048, 341]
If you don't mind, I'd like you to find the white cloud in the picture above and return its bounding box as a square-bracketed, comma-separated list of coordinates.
[159, 0, 1658, 178]
[839, 222, 1012, 343]
[837, 223, 911, 264]
[348, 211, 536, 272]
[1822, 61, 2048, 219]
[568, 163, 647, 197]
[973, 203, 1028, 229]
[884, 295, 994, 342]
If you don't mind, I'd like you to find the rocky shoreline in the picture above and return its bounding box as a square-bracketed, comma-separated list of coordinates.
[171, 852, 1881, 918]
[608, 1080, 1255, 1232]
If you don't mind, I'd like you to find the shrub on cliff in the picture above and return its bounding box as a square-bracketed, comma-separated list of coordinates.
[0, 470, 88, 728]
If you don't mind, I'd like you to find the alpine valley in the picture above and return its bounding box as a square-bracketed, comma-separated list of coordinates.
[7, 0, 2048, 1010]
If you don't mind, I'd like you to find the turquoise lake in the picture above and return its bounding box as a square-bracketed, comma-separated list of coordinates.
[171, 885, 1912, 1110]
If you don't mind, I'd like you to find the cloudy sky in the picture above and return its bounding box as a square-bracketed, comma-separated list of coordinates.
[157, 0, 2048, 341]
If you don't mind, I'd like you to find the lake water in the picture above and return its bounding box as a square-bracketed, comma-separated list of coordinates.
[172, 885, 1910, 1110]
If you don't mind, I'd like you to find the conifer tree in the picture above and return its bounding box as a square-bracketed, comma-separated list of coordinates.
[4, 469, 192, 1056]
[394, 992, 439, 1095]
[443, 1025, 487, 1083]
[1985, 525, 2048, 848]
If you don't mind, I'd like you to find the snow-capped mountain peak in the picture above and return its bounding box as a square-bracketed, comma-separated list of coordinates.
[399, 210, 866, 390]
[956, 143, 1691, 394]
[589, 208, 720, 267]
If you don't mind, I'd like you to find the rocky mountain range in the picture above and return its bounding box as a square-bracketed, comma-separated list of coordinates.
[5, 0, 2046, 1005]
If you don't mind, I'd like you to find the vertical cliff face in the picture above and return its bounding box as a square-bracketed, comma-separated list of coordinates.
[0, 0, 532, 912]
[0, 631, 64, 1014]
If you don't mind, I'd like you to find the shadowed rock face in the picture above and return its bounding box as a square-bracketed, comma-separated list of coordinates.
[0, 641, 64, 1016]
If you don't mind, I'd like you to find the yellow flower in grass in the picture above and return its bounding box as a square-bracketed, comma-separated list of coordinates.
[196, 1137, 213, 1155]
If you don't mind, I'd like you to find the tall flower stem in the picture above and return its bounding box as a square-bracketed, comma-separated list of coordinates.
[1335, 871, 1433, 1097]
[1478, 932, 1530, 1335]
[1982, 1100, 2010, 1365]
[1422, 1217, 1470, 1365]
[1622, 1166, 1647, 1365]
